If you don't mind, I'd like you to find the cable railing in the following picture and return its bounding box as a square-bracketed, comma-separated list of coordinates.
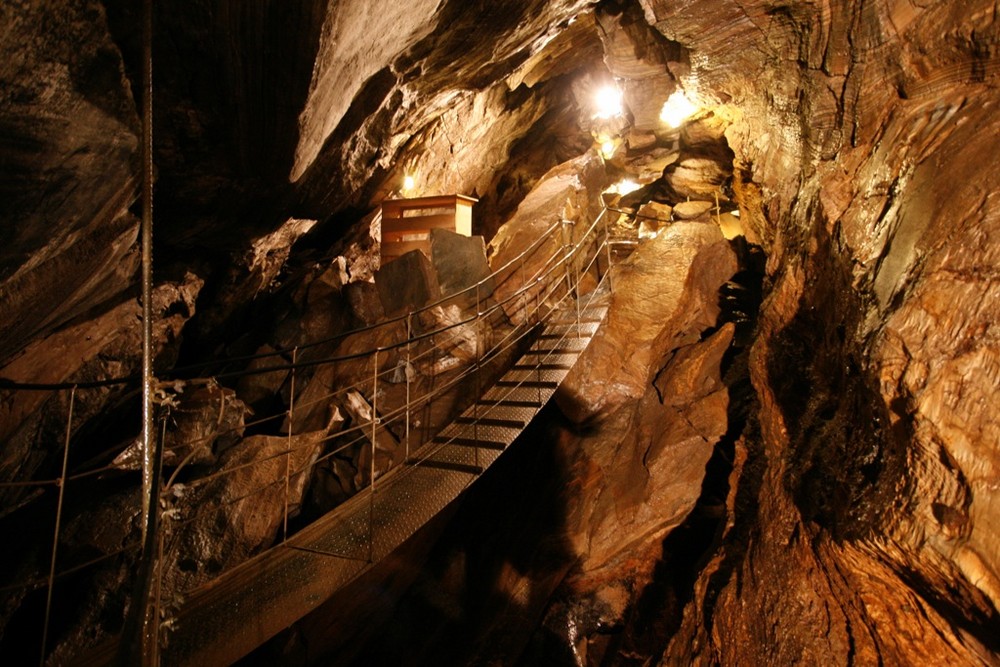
[0, 204, 617, 664]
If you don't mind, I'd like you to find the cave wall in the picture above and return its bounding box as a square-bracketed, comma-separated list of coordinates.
[633, 0, 1000, 663]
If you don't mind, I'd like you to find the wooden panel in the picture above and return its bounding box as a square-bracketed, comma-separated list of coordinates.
[383, 213, 459, 235]
[382, 194, 477, 214]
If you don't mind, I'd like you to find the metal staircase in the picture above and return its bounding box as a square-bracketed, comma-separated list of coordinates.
[158, 291, 609, 665]
[74, 208, 617, 666]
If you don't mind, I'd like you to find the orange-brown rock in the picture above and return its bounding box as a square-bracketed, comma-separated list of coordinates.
[557, 221, 736, 423]
[487, 152, 611, 323]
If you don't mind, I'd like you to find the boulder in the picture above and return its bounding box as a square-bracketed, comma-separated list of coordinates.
[672, 200, 714, 219]
[160, 427, 331, 595]
[113, 383, 250, 469]
[375, 249, 442, 317]
[429, 228, 494, 305]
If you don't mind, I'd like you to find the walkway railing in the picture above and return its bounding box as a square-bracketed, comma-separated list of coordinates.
[0, 205, 617, 665]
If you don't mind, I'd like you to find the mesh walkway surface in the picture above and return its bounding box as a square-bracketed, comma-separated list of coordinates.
[157, 291, 609, 665]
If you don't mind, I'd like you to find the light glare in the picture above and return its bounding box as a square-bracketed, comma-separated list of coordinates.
[600, 140, 616, 159]
[604, 179, 641, 196]
[660, 90, 699, 128]
[402, 175, 416, 192]
[594, 86, 622, 119]
[617, 179, 640, 195]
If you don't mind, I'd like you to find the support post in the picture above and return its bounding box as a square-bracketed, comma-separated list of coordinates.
[604, 208, 614, 293]
[474, 284, 481, 470]
[369, 349, 378, 563]
[405, 313, 412, 462]
[283, 347, 297, 542]
[41, 386, 76, 666]
[118, 0, 164, 661]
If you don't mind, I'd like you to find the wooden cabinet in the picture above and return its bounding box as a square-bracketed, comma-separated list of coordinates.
[380, 194, 477, 263]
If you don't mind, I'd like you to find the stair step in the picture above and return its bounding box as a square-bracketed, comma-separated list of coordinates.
[454, 416, 526, 429]
[536, 332, 591, 341]
[431, 436, 506, 451]
[546, 318, 603, 325]
[476, 398, 543, 408]
[512, 362, 573, 371]
[480, 385, 555, 404]
[496, 379, 558, 389]
[413, 460, 483, 476]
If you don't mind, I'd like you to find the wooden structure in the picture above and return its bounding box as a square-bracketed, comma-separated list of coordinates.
[380, 194, 477, 263]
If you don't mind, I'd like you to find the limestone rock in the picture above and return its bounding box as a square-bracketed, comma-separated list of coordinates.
[0, 274, 203, 508]
[344, 280, 385, 326]
[429, 228, 493, 303]
[487, 153, 610, 324]
[0, 0, 139, 361]
[375, 249, 441, 317]
[113, 383, 250, 470]
[672, 199, 714, 219]
[550, 325, 735, 642]
[595, 1, 687, 132]
[235, 345, 292, 411]
[667, 158, 728, 198]
[160, 429, 329, 595]
[557, 222, 736, 424]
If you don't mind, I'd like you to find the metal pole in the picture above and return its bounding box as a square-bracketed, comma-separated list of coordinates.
[519, 254, 527, 324]
[127, 0, 163, 661]
[369, 349, 378, 562]
[604, 208, 614, 293]
[474, 284, 481, 470]
[371, 349, 378, 489]
[283, 348, 297, 542]
[405, 314, 412, 462]
[139, 0, 156, 551]
[41, 386, 76, 666]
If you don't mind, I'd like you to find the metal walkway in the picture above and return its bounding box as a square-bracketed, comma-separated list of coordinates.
[157, 292, 608, 665]
[62, 206, 619, 665]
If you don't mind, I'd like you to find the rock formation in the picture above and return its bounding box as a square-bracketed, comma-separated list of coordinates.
[1, 0, 998, 664]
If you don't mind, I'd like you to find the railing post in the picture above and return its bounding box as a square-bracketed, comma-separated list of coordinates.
[41, 385, 76, 666]
[405, 313, 412, 462]
[519, 254, 527, 325]
[604, 207, 614, 293]
[283, 347, 297, 543]
[369, 348, 378, 563]
[474, 283, 481, 470]
[561, 218, 573, 301]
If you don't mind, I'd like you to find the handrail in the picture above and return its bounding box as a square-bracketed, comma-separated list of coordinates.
[0, 208, 611, 490]
[0, 220, 566, 391]
[152, 206, 609, 492]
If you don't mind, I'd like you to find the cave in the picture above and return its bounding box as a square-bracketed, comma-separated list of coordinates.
[2, 1, 999, 665]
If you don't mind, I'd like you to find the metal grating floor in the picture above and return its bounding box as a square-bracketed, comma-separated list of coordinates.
[159, 291, 609, 666]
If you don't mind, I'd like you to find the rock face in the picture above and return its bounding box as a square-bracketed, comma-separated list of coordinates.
[487, 152, 610, 323]
[0, 1, 139, 361]
[2, 0, 1000, 664]
[558, 221, 736, 423]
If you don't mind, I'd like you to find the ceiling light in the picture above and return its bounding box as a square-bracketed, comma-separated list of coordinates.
[604, 179, 641, 196]
[594, 85, 622, 119]
[659, 90, 699, 128]
[617, 179, 640, 195]
[402, 175, 416, 193]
